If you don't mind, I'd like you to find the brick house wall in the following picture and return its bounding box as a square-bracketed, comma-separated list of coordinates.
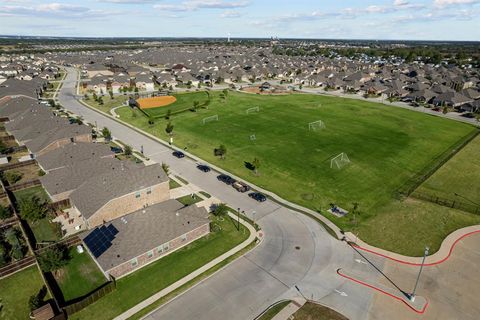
[107, 223, 210, 279]
[35, 133, 92, 157]
[86, 181, 170, 228]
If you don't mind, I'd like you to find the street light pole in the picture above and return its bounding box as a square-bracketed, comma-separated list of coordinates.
[410, 246, 429, 302]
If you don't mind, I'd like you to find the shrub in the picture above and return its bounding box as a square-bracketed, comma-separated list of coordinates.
[37, 244, 70, 272]
[18, 196, 48, 223]
[0, 205, 12, 220]
[28, 286, 47, 311]
[4, 171, 23, 185]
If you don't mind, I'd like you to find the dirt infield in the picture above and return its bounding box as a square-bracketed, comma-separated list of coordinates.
[137, 96, 177, 109]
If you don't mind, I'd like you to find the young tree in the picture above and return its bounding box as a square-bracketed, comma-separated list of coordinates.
[98, 97, 104, 105]
[193, 100, 200, 112]
[28, 286, 47, 311]
[92, 92, 98, 101]
[101, 127, 112, 141]
[37, 245, 70, 272]
[213, 203, 228, 217]
[109, 90, 114, 99]
[214, 144, 227, 159]
[165, 121, 174, 144]
[148, 114, 155, 126]
[252, 157, 260, 175]
[0, 205, 12, 220]
[161, 162, 170, 175]
[18, 196, 48, 223]
[0, 141, 8, 154]
[165, 109, 172, 120]
[222, 89, 229, 98]
[124, 145, 133, 157]
[84, 93, 89, 100]
[203, 99, 211, 109]
[442, 105, 449, 114]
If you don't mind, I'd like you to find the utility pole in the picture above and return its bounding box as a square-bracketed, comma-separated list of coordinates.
[410, 246, 429, 302]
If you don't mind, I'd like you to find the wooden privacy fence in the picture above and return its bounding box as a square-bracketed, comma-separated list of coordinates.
[6, 179, 41, 192]
[0, 159, 36, 172]
[0, 255, 36, 278]
[62, 279, 116, 316]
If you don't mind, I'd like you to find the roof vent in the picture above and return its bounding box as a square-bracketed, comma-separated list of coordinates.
[176, 212, 180, 216]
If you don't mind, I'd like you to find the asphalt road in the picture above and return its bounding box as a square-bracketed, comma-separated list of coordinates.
[58, 68, 380, 320]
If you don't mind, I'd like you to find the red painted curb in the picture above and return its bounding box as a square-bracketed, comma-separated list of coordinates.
[336, 269, 429, 314]
[351, 230, 480, 266]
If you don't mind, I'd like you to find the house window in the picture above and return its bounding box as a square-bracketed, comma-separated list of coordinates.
[146, 188, 152, 195]
[130, 258, 138, 267]
[135, 192, 140, 198]
[164, 243, 170, 251]
[147, 250, 153, 259]
[181, 234, 187, 242]
[157, 246, 163, 254]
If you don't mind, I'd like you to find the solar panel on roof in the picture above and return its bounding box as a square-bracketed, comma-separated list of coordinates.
[83, 223, 119, 258]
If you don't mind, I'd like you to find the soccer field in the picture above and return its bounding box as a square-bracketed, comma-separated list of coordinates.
[129, 91, 475, 221]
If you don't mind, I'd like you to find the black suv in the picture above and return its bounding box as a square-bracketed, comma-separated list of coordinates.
[197, 164, 211, 172]
[217, 174, 235, 185]
[172, 151, 185, 158]
[248, 192, 267, 202]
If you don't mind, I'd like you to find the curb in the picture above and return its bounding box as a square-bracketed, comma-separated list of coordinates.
[336, 268, 429, 314]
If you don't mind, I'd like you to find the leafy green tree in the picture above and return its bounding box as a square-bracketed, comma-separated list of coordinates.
[18, 196, 48, 223]
[0, 205, 12, 220]
[98, 97, 104, 105]
[193, 100, 200, 112]
[148, 114, 155, 126]
[213, 203, 228, 217]
[28, 286, 47, 311]
[124, 145, 133, 157]
[0, 242, 7, 266]
[165, 109, 171, 120]
[214, 144, 227, 159]
[252, 157, 260, 175]
[109, 90, 114, 99]
[0, 141, 8, 154]
[37, 245, 70, 272]
[165, 121, 174, 144]
[101, 127, 112, 141]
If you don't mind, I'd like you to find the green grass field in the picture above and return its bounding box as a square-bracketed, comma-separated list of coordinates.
[0, 266, 48, 320]
[114, 91, 478, 255]
[415, 135, 480, 207]
[55, 247, 107, 302]
[69, 215, 249, 320]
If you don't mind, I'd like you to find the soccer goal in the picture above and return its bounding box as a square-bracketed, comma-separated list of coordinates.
[202, 115, 219, 125]
[308, 120, 326, 131]
[246, 106, 260, 114]
[330, 153, 350, 169]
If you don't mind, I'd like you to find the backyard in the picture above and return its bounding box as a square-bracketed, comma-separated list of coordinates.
[54, 247, 107, 302]
[69, 214, 250, 320]
[0, 266, 49, 320]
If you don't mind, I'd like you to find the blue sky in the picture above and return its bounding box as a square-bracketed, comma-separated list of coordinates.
[0, 0, 479, 40]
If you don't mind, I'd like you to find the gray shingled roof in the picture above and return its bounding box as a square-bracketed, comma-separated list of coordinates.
[82, 199, 209, 271]
[70, 163, 168, 219]
[25, 124, 92, 154]
[36, 142, 113, 172]
[40, 157, 139, 197]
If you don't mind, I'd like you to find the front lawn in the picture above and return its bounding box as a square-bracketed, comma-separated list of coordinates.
[69, 214, 250, 320]
[0, 266, 48, 320]
[175, 194, 202, 206]
[55, 247, 107, 302]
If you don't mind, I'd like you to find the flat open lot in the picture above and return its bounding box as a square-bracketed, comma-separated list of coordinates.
[415, 134, 480, 208]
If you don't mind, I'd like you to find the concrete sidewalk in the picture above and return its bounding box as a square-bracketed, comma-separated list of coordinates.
[271, 298, 307, 320]
[344, 225, 480, 265]
[113, 211, 260, 320]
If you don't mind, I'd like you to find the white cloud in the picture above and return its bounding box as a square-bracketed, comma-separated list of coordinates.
[220, 9, 242, 18]
[154, 0, 250, 12]
[434, 0, 479, 7]
[0, 2, 124, 19]
[98, 0, 155, 3]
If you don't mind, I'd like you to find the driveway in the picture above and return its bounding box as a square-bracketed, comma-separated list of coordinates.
[57, 67, 387, 320]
